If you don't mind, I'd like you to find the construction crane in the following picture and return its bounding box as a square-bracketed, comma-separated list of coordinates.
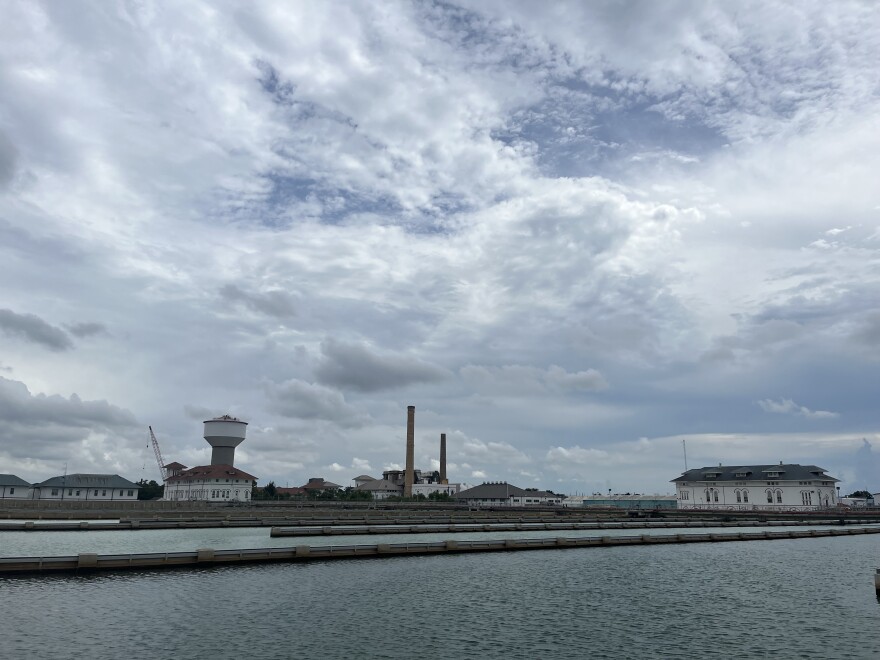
[148, 426, 167, 482]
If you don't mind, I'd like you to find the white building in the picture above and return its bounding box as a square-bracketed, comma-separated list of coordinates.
[0, 474, 33, 499]
[164, 465, 257, 502]
[672, 464, 839, 510]
[33, 474, 140, 501]
[355, 478, 403, 500]
[412, 482, 461, 498]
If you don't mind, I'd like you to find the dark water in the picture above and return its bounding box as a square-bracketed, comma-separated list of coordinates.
[2, 534, 880, 659]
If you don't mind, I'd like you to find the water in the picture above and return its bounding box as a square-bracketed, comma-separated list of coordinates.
[2, 531, 879, 658]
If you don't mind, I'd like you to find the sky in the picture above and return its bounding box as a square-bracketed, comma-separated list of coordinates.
[1, 1, 879, 495]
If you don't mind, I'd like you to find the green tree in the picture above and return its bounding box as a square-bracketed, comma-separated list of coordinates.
[263, 481, 277, 498]
[845, 490, 871, 498]
[136, 479, 164, 500]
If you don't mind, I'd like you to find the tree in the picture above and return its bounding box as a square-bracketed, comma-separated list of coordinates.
[845, 490, 871, 498]
[263, 481, 277, 498]
[136, 479, 164, 500]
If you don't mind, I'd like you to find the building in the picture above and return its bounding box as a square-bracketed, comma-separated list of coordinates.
[562, 494, 677, 510]
[163, 415, 259, 502]
[455, 482, 562, 507]
[411, 482, 460, 498]
[0, 474, 33, 499]
[672, 463, 840, 510]
[164, 464, 257, 502]
[301, 477, 342, 493]
[33, 474, 140, 501]
[352, 474, 376, 488]
[356, 478, 403, 500]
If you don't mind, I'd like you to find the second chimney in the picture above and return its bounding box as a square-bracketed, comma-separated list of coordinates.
[440, 433, 447, 484]
[404, 405, 415, 497]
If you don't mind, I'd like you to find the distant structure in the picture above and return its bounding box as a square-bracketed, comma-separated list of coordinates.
[440, 433, 447, 484]
[672, 463, 839, 510]
[33, 474, 140, 501]
[454, 482, 562, 507]
[404, 405, 415, 497]
[163, 415, 259, 502]
[0, 474, 34, 500]
[204, 415, 248, 466]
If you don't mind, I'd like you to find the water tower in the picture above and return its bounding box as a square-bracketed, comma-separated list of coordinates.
[204, 415, 247, 466]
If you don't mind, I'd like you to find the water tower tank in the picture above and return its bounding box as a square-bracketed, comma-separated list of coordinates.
[204, 415, 247, 466]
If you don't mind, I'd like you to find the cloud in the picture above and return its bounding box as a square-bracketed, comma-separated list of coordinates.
[461, 363, 607, 395]
[757, 398, 839, 420]
[314, 338, 449, 392]
[265, 378, 366, 427]
[219, 284, 298, 320]
[0, 309, 73, 351]
[66, 322, 109, 338]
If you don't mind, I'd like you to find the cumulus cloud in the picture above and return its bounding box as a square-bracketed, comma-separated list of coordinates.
[219, 284, 298, 320]
[757, 398, 839, 420]
[461, 363, 607, 395]
[314, 338, 449, 392]
[0, 309, 72, 351]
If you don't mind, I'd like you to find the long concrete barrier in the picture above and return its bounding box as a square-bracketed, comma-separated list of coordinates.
[2, 526, 879, 575]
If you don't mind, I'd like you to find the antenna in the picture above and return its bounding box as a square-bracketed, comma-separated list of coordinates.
[682, 439, 688, 471]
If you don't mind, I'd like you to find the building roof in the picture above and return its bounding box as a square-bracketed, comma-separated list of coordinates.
[276, 487, 305, 495]
[165, 464, 258, 482]
[455, 482, 529, 499]
[523, 490, 561, 499]
[671, 464, 838, 483]
[356, 479, 403, 493]
[353, 474, 376, 482]
[35, 474, 141, 489]
[0, 474, 32, 487]
[163, 462, 187, 470]
[301, 478, 342, 490]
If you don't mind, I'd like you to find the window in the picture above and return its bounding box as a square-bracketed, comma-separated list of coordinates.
[776, 490, 783, 503]
[127, 490, 133, 496]
[736, 491, 742, 503]
[76, 490, 80, 496]
[713, 490, 719, 502]
[767, 490, 773, 503]
[51, 489, 59, 496]
[8, 488, 13, 494]
[801, 491, 813, 506]
[68, 490, 73, 496]
[101, 490, 106, 496]
[743, 490, 749, 503]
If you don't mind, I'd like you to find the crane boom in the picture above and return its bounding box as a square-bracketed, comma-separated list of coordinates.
[149, 425, 167, 482]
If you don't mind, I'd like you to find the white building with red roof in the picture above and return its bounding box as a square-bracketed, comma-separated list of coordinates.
[162, 415, 259, 502]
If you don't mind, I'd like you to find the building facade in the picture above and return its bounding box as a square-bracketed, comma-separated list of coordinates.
[33, 474, 140, 501]
[0, 474, 33, 499]
[164, 465, 257, 502]
[672, 464, 839, 510]
[455, 482, 562, 507]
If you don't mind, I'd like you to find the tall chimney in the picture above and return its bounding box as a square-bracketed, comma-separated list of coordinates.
[440, 433, 447, 484]
[404, 405, 415, 497]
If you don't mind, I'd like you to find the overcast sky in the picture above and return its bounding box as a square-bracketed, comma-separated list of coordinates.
[1, 1, 878, 494]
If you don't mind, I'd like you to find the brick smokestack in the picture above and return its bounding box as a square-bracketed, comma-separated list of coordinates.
[404, 405, 415, 497]
[440, 433, 447, 484]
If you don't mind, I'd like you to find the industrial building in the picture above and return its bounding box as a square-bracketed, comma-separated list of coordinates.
[163, 415, 258, 502]
[672, 463, 840, 510]
[354, 411, 463, 499]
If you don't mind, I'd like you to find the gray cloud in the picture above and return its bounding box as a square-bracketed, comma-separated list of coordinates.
[0, 129, 16, 188]
[265, 378, 366, 428]
[219, 284, 298, 319]
[0, 309, 73, 351]
[314, 338, 449, 392]
[757, 398, 839, 420]
[66, 321, 109, 338]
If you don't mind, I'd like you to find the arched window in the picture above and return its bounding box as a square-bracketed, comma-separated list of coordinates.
[713, 490, 719, 502]
[776, 490, 783, 503]
[736, 490, 742, 503]
[705, 489, 711, 502]
[766, 490, 773, 503]
[743, 490, 749, 503]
